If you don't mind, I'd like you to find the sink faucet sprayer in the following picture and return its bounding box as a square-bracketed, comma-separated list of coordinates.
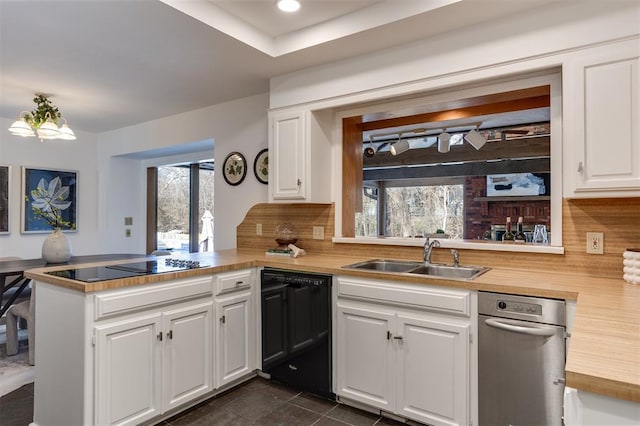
[451, 249, 459, 267]
[423, 238, 440, 263]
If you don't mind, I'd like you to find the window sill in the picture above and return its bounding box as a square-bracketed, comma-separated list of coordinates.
[332, 237, 565, 255]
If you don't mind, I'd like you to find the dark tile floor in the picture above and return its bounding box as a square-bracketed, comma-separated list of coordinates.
[0, 382, 34, 426]
[0, 377, 423, 426]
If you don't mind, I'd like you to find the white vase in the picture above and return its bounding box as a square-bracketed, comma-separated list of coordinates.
[42, 229, 72, 263]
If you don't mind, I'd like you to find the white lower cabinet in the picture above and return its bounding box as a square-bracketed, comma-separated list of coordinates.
[95, 313, 163, 425]
[33, 271, 258, 426]
[215, 289, 254, 387]
[95, 300, 213, 425]
[337, 304, 395, 411]
[336, 276, 475, 426]
[395, 314, 469, 426]
[163, 302, 214, 411]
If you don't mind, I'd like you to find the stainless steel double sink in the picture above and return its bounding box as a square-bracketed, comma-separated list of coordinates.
[342, 259, 490, 280]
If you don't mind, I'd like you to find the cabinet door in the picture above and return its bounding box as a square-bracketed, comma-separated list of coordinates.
[336, 303, 395, 411]
[270, 110, 306, 200]
[396, 314, 469, 426]
[163, 301, 213, 412]
[567, 42, 640, 197]
[95, 313, 163, 426]
[216, 290, 253, 388]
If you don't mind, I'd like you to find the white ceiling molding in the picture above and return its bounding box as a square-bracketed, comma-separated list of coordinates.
[161, 0, 462, 57]
[159, 0, 275, 55]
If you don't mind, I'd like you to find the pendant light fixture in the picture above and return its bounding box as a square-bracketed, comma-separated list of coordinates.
[8, 94, 76, 141]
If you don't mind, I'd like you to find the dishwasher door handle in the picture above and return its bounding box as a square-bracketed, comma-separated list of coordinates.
[485, 318, 557, 337]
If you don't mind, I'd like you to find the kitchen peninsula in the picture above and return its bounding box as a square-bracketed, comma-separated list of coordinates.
[25, 249, 640, 426]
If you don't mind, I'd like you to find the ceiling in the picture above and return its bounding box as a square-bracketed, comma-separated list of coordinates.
[0, 0, 555, 134]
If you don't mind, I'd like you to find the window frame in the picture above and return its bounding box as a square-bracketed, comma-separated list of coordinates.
[334, 72, 564, 254]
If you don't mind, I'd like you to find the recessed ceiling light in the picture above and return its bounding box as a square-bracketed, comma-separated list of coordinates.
[277, 0, 300, 13]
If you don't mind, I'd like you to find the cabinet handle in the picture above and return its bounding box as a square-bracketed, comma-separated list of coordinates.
[393, 336, 404, 341]
[220, 315, 226, 324]
[157, 332, 163, 341]
[235, 281, 243, 286]
[387, 331, 392, 340]
[577, 162, 584, 173]
[297, 179, 301, 187]
[167, 330, 173, 340]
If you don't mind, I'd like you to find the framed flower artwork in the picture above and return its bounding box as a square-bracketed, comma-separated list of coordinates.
[253, 149, 268, 184]
[222, 152, 247, 186]
[22, 167, 78, 233]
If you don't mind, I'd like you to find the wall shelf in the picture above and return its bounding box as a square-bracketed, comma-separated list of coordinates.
[475, 196, 550, 202]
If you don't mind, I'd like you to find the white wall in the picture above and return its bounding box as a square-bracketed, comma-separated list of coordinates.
[97, 92, 269, 253]
[1, 92, 268, 258]
[0, 119, 101, 259]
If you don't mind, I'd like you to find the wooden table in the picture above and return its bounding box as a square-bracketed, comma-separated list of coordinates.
[0, 254, 145, 317]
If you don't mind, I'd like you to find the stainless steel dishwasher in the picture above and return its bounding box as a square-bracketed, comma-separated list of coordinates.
[478, 291, 566, 426]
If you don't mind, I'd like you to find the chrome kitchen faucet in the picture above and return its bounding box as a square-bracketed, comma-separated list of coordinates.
[423, 238, 440, 263]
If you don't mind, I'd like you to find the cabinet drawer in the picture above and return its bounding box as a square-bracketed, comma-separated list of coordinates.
[214, 269, 252, 295]
[94, 276, 213, 320]
[337, 276, 470, 317]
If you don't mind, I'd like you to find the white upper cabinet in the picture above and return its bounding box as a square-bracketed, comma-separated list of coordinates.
[270, 109, 306, 200]
[564, 39, 640, 198]
[268, 108, 332, 202]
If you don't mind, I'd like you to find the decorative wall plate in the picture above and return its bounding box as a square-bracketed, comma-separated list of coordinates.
[253, 148, 268, 184]
[223, 152, 247, 186]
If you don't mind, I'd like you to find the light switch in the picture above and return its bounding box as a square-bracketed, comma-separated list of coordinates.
[124, 217, 133, 226]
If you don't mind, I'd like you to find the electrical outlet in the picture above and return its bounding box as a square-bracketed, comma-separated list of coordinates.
[125, 228, 131, 238]
[586, 232, 604, 254]
[313, 226, 325, 240]
[256, 223, 262, 236]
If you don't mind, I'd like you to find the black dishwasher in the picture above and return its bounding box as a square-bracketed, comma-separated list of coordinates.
[261, 268, 332, 399]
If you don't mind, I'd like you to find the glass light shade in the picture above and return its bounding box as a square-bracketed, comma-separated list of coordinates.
[390, 139, 410, 156]
[438, 132, 451, 153]
[277, 0, 300, 12]
[37, 118, 61, 138]
[8, 118, 35, 137]
[465, 129, 487, 150]
[58, 123, 77, 140]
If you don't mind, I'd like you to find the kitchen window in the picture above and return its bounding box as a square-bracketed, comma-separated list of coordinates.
[336, 71, 563, 253]
[357, 181, 464, 238]
[146, 161, 214, 254]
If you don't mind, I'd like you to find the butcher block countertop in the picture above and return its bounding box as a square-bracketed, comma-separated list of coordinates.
[25, 249, 640, 404]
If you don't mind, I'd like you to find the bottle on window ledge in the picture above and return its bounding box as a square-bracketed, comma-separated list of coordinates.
[502, 216, 515, 241]
[515, 216, 527, 243]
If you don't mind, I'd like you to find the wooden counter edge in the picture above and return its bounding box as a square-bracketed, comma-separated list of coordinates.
[566, 370, 640, 403]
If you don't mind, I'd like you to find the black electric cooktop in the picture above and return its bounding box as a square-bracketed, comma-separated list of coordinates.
[45, 259, 208, 282]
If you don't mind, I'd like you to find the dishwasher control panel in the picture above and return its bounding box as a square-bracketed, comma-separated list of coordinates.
[497, 299, 542, 316]
[479, 291, 566, 326]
